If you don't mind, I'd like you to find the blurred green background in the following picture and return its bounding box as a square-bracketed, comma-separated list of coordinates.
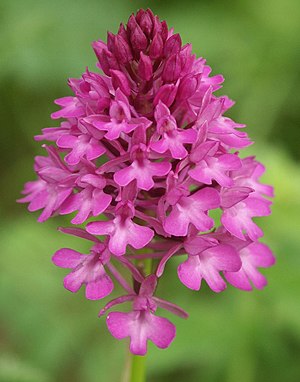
[1, 0, 300, 381]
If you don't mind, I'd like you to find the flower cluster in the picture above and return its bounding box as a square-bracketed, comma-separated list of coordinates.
[19, 9, 275, 355]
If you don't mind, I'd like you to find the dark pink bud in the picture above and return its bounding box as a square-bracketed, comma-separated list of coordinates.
[135, 9, 145, 23]
[179, 44, 195, 74]
[114, 34, 133, 63]
[131, 28, 148, 52]
[138, 52, 153, 81]
[92, 40, 106, 62]
[160, 20, 169, 41]
[97, 49, 120, 76]
[127, 15, 148, 52]
[110, 70, 131, 96]
[149, 33, 164, 59]
[177, 76, 198, 100]
[164, 34, 182, 56]
[136, 9, 153, 36]
[152, 16, 161, 35]
[118, 23, 128, 40]
[162, 54, 182, 82]
[107, 32, 115, 53]
[154, 84, 177, 107]
[152, 17, 168, 41]
[127, 14, 137, 30]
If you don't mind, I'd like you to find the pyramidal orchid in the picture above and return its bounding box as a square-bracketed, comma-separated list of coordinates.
[19, 8, 275, 365]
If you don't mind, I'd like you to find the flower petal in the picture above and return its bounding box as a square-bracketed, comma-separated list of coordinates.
[85, 274, 114, 300]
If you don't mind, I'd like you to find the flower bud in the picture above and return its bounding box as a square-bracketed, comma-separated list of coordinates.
[138, 52, 153, 81]
[177, 75, 198, 100]
[162, 53, 182, 82]
[127, 15, 148, 52]
[154, 84, 177, 107]
[136, 8, 154, 36]
[110, 70, 131, 96]
[92, 40, 106, 61]
[164, 34, 182, 56]
[160, 20, 169, 41]
[179, 44, 195, 74]
[97, 49, 120, 76]
[114, 34, 133, 63]
[118, 23, 127, 40]
[152, 18, 168, 41]
[149, 33, 164, 59]
[107, 32, 115, 53]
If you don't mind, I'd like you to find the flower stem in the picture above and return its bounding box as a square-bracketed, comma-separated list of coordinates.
[130, 354, 146, 382]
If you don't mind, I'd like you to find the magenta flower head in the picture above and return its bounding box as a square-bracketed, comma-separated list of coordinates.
[19, 8, 275, 357]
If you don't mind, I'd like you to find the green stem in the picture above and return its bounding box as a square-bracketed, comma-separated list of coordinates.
[130, 354, 146, 382]
[143, 257, 153, 275]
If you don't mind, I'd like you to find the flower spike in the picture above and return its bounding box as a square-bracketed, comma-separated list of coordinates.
[19, 8, 274, 356]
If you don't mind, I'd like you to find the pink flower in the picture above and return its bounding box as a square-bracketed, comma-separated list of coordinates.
[102, 275, 187, 355]
[114, 144, 171, 191]
[178, 237, 241, 292]
[52, 242, 114, 300]
[18, 146, 76, 222]
[163, 187, 220, 236]
[107, 310, 175, 356]
[150, 101, 197, 159]
[87, 201, 154, 256]
[231, 156, 274, 199]
[189, 153, 242, 187]
[87, 89, 152, 140]
[19, 8, 274, 355]
[57, 133, 106, 165]
[51, 97, 85, 119]
[221, 196, 271, 241]
[60, 174, 112, 224]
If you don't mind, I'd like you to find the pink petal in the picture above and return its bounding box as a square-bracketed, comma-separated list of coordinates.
[92, 189, 112, 216]
[108, 226, 132, 256]
[63, 272, 83, 293]
[127, 222, 154, 250]
[52, 248, 85, 268]
[85, 275, 114, 300]
[221, 187, 253, 208]
[167, 138, 188, 159]
[203, 244, 241, 271]
[57, 134, 77, 148]
[191, 187, 220, 211]
[184, 236, 218, 255]
[145, 314, 176, 351]
[51, 97, 84, 119]
[178, 256, 203, 290]
[114, 166, 137, 188]
[150, 139, 169, 154]
[104, 121, 137, 140]
[164, 204, 191, 236]
[86, 221, 114, 236]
